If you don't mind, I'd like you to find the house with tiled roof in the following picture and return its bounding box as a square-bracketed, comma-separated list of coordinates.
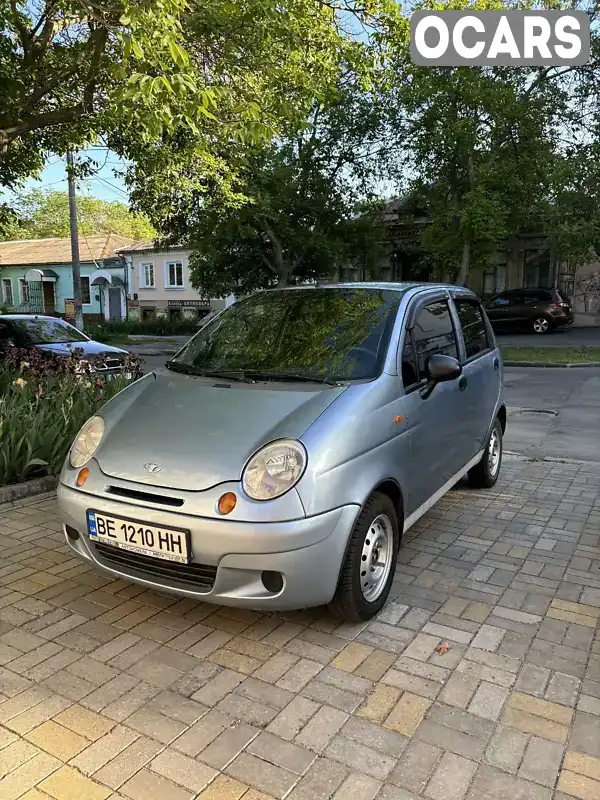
[0, 233, 136, 321]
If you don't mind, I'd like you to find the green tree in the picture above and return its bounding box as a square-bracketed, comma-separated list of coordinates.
[388, 0, 600, 285]
[4, 189, 156, 241]
[1, 0, 396, 200]
[145, 72, 395, 296]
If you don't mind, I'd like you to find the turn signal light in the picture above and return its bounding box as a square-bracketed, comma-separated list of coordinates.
[217, 492, 237, 515]
[76, 468, 89, 487]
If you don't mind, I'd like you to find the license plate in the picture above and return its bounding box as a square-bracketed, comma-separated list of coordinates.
[87, 510, 190, 564]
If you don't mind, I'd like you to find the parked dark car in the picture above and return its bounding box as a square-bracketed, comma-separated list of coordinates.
[484, 288, 574, 334]
[0, 314, 133, 378]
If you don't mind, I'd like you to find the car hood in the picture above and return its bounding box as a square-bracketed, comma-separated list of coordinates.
[95, 369, 347, 491]
[33, 341, 128, 357]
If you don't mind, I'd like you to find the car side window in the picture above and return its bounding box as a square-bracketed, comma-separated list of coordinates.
[454, 300, 490, 360]
[401, 333, 420, 389]
[411, 301, 458, 379]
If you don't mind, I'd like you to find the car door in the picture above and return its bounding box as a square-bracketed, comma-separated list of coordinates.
[451, 295, 501, 460]
[485, 293, 511, 326]
[503, 291, 530, 325]
[399, 295, 467, 516]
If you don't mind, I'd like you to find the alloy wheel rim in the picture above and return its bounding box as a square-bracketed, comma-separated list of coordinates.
[360, 514, 393, 602]
[488, 428, 501, 477]
[533, 318, 549, 333]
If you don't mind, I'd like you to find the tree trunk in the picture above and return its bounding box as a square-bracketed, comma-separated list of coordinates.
[456, 154, 475, 287]
[457, 238, 471, 286]
[263, 219, 292, 288]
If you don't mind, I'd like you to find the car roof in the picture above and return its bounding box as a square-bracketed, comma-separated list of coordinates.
[266, 281, 474, 295]
[0, 314, 68, 321]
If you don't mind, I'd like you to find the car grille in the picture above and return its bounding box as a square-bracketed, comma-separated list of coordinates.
[93, 541, 217, 589]
[97, 358, 122, 371]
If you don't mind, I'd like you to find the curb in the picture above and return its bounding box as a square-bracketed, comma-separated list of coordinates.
[504, 451, 600, 467]
[503, 360, 600, 368]
[0, 476, 58, 507]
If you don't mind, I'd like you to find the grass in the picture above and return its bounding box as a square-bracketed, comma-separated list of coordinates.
[502, 346, 600, 364]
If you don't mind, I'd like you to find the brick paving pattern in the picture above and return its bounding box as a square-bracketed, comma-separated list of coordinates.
[0, 455, 599, 799]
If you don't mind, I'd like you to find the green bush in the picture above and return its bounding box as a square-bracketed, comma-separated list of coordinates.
[86, 318, 198, 342]
[0, 349, 137, 486]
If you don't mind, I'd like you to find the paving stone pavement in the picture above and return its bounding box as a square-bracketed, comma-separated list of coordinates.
[1, 456, 600, 799]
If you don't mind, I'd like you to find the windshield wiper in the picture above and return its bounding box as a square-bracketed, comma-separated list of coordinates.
[165, 362, 251, 382]
[244, 371, 339, 386]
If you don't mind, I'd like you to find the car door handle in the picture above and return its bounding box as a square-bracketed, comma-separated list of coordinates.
[493, 358, 499, 370]
[459, 376, 467, 391]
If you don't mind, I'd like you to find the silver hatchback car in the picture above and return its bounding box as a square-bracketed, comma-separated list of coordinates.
[58, 283, 505, 621]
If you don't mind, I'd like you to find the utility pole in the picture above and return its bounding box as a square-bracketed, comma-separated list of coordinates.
[66, 150, 84, 331]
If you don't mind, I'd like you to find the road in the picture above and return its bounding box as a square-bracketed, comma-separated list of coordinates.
[496, 327, 600, 348]
[503, 366, 600, 462]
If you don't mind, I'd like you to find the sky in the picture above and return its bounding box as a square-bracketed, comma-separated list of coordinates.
[5, 148, 130, 204]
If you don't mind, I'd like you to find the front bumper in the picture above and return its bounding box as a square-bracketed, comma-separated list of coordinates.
[57, 482, 358, 610]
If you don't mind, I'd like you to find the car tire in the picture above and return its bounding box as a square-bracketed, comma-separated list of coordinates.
[329, 492, 399, 622]
[469, 417, 503, 489]
[532, 316, 552, 334]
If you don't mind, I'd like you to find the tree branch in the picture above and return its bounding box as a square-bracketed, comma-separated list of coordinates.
[8, 0, 32, 65]
[0, 106, 84, 150]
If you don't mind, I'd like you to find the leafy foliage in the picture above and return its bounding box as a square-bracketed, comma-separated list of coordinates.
[0, 348, 140, 486]
[387, 0, 600, 283]
[86, 318, 198, 343]
[3, 189, 156, 241]
[1, 0, 398, 204]
[154, 73, 395, 296]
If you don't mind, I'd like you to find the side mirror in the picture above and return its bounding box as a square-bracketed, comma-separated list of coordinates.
[421, 354, 462, 399]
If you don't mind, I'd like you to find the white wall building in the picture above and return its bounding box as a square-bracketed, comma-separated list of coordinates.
[120, 243, 232, 322]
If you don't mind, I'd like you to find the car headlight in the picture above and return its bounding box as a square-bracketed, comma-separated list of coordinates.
[69, 416, 105, 468]
[242, 439, 307, 501]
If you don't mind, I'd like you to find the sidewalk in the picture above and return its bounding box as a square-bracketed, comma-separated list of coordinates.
[0, 456, 599, 799]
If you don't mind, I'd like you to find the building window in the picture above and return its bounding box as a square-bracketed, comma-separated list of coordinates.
[483, 252, 507, 296]
[524, 250, 551, 288]
[81, 277, 91, 305]
[140, 262, 155, 288]
[165, 261, 184, 288]
[19, 278, 30, 303]
[2, 278, 13, 305]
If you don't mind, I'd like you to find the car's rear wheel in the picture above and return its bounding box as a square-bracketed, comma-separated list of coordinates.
[329, 492, 399, 622]
[532, 316, 551, 334]
[469, 417, 503, 488]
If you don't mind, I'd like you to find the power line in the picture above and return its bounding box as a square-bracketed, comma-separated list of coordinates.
[89, 176, 130, 199]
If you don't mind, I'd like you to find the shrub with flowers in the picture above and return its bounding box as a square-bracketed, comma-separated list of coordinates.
[0, 347, 142, 486]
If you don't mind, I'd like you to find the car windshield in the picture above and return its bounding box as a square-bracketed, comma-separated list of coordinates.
[171, 288, 404, 382]
[13, 318, 89, 344]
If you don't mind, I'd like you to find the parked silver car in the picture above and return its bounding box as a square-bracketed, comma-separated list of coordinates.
[58, 283, 505, 620]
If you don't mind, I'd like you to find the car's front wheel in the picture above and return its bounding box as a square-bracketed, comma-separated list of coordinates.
[469, 417, 503, 488]
[329, 492, 399, 621]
